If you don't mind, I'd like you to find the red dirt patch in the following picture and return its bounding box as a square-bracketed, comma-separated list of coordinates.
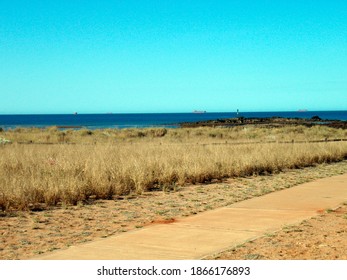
[149, 218, 177, 225]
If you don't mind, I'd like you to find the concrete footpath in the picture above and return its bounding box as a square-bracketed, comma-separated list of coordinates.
[33, 174, 347, 260]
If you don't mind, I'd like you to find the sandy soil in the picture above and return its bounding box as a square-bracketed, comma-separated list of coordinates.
[1, 161, 347, 260]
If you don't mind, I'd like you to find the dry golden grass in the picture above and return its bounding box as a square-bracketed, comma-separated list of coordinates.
[1, 125, 347, 211]
[2, 125, 347, 144]
[2, 161, 347, 260]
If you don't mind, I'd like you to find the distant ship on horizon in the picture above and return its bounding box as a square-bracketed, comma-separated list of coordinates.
[297, 109, 308, 112]
[192, 110, 207, 114]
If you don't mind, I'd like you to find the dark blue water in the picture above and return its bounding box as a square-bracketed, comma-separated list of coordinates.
[0, 111, 346, 129]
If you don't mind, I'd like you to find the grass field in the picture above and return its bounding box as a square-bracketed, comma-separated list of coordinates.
[2, 124, 347, 144]
[1, 125, 347, 211]
[1, 160, 347, 260]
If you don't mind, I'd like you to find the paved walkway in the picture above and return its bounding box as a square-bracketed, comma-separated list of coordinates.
[33, 174, 347, 260]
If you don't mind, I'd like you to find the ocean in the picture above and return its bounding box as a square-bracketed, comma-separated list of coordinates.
[0, 111, 346, 129]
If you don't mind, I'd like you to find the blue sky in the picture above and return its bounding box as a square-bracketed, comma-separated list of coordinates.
[1, 0, 346, 114]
